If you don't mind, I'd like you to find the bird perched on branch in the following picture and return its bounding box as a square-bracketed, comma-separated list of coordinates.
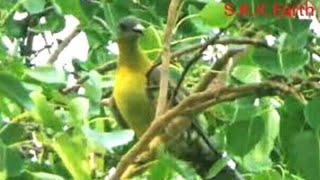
[111, 16, 241, 179]
[111, 16, 155, 137]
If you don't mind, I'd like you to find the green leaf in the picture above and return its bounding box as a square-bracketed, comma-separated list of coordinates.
[0, 123, 27, 145]
[243, 107, 280, 172]
[52, 133, 90, 180]
[83, 71, 102, 103]
[53, 0, 87, 23]
[252, 43, 308, 76]
[23, 0, 46, 14]
[213, 97, 264, 122]
[140, 26, 162, 60]
[279, 96, 306, 152]
[0, 141, 24, 177]
[30, 92, 63, 132]
[274, 18, 311, 35]
[287, 131, 320, 180]
[3, 17, 27, 38]
[26, 66, 67, 85]
[147, 151, 200, 180]
[82, 127, 134, 150]
[68, 97, 89, 127]
[0, 72, 33, 110]
[231, 65, 262, 83]
[199, 1, 234, 28]
[304, 98, 320, 130]
[226, 117, 265, 157]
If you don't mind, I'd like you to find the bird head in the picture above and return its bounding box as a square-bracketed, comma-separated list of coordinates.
[117, 16, 145, 42]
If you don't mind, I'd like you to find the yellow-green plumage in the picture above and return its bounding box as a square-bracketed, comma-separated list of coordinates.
[113, 17, 155, 137]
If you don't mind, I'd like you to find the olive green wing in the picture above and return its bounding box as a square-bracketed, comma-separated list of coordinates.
[109, 97, 129, 128]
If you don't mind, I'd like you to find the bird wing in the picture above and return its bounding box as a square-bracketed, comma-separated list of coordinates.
[109, 97, 129, 128]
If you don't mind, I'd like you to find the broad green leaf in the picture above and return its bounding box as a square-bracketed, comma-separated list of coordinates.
[53, 0, 86, 23]
[3, 17, 27, 38]
[243, 107, 280, 172]
[304, 98, 320, 130]
[6, 147, 24, 176]
[212, 97, 265, 122]
[26, 66, 67, 85]
[252, 41, 308, 76]
[279, 97, 305, 152]
[147, 151, 200, 180]
[231, 65, 262, 83]
[83, 71, 102, 103]
[252, 48, 279, 74]
[52, 133, 90, 180]
[68, 97, 89, 127]
[23, 0, 46, 14]
[274, 18, 311, 35]
[0, 123, 27, 145]
[233, 47, 255, 66]
[287, 131, 320, 180]
[199, 1, 234, 28]
[0, 72, 33, 110]
[0, 141, 24, 177]
[140, 26, 162, 60]
[226, 117, 265, 157]
[82, 127, 134, 150]
[30, 92, 63, 132]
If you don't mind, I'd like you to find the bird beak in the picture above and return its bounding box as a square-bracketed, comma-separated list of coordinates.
[132, 24, 145, 34]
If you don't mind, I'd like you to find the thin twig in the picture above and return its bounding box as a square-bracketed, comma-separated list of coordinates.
[47, 26, 81, 64]
[169, 22, 234, 104]
[172, 37, 273, 59]
[41, 32, 52, 54]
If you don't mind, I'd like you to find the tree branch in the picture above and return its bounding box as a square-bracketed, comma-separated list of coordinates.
[172, 37, 274, 59]
[194, 46, 245, 92]
[156, 0, 182, 116]
[47, 26, 81, 64]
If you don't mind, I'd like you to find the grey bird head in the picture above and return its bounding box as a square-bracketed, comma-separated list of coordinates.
[117, 16, 145, 40]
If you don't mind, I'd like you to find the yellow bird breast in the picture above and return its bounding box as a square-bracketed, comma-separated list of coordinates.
[113, 67, 155, 137]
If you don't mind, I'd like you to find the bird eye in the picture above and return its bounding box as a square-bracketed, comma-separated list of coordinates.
[119, 23, 128, 31]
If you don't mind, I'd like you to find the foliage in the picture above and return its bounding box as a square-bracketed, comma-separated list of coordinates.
[0, 0, 319, 179]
